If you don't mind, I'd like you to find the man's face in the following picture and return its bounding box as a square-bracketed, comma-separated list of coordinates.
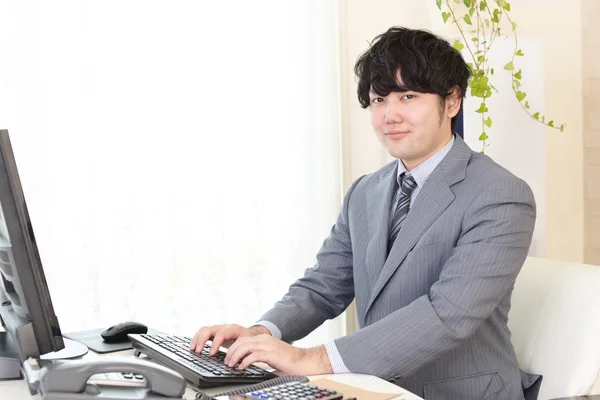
[369, 74, 460, 170]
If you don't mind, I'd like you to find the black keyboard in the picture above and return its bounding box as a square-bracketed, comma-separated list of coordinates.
[129, 334, 277, 388]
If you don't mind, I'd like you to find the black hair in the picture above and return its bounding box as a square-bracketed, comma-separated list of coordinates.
[354, 26, 471, 129]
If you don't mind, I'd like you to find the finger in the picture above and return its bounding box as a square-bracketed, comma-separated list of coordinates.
[222, 336, 242, 365]
[193, 327, 215, 353]
[224, 337, 256, 367]
[191, 327, 212, 350]
[238, 350, 269, 370]
[191, 330, 200, 350]
[211, 325, 241, 356]
[192, 325, 223, 353]
[191, 328, 205, 351]
[227, 345, 255, 369]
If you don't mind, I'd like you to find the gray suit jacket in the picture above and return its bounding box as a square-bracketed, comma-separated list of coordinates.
[260, 135, 536, 399]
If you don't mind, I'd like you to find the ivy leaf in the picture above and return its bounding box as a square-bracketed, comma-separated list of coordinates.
[453, 40, 465, 51]
[479, 132, 489, 141]
[533, 112, 540, 120]
[525, 101, 530, 109]
[480, 0, 487, 11]
[469, 74, 490, 98]
[485, 19, 490, 28]
[471, 36, 478, 42]
[516, 91, 527, 101]
[442, 12, 451, 23]
[491, 67, 495, 75]
[476, 102, 489, 113]
[560, 124, 565, 132]
[514, 69, 522, 80]
[548, 120, 555, 127]
[512, 22, 518, 31]
[504, 62, 514, 71]
[484, 117, 492, 128]
[436, 0, 442, 9]
[490, 84, 499, 94]
[503, 2, 511, 11]
[516, 49, 524, 56]
[477, 55, 485, 63]
[491, 8, 501, 23]
[464, 0, 472, 7]
[469, 7, 475, 16]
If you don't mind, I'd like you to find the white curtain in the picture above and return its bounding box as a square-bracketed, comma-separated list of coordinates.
[0, 0, 343, 348]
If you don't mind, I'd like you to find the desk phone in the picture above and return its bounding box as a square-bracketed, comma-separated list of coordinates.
[25, 357, 186, 400]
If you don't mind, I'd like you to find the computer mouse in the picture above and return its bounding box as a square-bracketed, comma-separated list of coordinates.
[101, 321, 148, 343]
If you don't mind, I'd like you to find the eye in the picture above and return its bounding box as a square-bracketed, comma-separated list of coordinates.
[370, 97, 384, 104]
[403, 94, 416, 100]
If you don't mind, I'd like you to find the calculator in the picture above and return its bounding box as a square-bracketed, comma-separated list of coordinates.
[214, 380, 344, 400]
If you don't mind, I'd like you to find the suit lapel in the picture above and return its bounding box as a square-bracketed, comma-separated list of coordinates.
[365, 136, 473, 314]
[364, 162, 397, 291]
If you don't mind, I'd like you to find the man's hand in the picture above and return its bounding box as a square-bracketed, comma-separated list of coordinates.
[224, 334, 333, 376]
[190, 324, 270, 356]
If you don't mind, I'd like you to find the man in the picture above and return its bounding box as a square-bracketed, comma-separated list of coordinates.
[190, 27, 538, 399]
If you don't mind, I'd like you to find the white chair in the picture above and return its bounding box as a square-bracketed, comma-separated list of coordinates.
[508, 256, 600, 400]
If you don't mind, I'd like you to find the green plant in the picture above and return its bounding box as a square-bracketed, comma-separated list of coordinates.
[436, 0, 565, 152]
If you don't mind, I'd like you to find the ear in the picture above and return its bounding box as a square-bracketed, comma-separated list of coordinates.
[446, 86, 462, 119]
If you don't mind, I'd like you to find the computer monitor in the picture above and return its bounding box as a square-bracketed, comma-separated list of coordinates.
[0, 129, 86, 379]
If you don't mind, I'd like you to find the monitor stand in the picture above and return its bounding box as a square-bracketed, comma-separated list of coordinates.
[0, 332, 88, 379]
[40, 337, 88, 361]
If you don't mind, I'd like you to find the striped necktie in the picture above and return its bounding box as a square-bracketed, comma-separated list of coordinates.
[388, 173, 417, 252]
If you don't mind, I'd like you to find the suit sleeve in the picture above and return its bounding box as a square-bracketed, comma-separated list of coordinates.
[257, 175, 366, 342]
[334, 176, 536, 379]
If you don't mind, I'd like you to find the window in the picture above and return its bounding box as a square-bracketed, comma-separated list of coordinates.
[0, 0, 343, 347]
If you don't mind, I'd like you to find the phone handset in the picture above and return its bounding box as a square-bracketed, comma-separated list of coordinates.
[38, 357, 186, 399]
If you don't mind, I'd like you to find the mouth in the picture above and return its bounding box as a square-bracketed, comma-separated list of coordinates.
[384, 130, 409, 139]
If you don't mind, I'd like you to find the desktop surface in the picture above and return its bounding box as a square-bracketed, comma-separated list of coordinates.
[551, 397, 600, 400]
[0, 347, 421, 400]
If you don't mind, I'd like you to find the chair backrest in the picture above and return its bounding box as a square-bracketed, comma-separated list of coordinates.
[508, 256, 600, 400]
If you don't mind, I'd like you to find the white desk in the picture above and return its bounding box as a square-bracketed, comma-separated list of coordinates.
[0, 349, 423, 400]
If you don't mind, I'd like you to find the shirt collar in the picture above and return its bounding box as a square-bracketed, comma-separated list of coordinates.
[396, 134, 455, 188]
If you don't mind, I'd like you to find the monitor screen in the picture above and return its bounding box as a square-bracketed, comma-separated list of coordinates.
[0, 129, 65, 377]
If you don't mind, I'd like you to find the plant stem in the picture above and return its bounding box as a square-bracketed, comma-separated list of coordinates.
[475, 2, 487, 48]
[485, 2, 503, 49]
[445, 0, 479, 70]
[498, 2, 562, 129]
[501, 4, 544, 126]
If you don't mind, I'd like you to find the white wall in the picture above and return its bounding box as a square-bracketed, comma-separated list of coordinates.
[507, 0, 584, 262]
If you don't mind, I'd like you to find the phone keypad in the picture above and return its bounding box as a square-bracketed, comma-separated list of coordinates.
[88, 372, 147, 387]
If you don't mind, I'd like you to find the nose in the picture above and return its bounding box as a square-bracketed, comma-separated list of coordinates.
[384, 98, 403, 124]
